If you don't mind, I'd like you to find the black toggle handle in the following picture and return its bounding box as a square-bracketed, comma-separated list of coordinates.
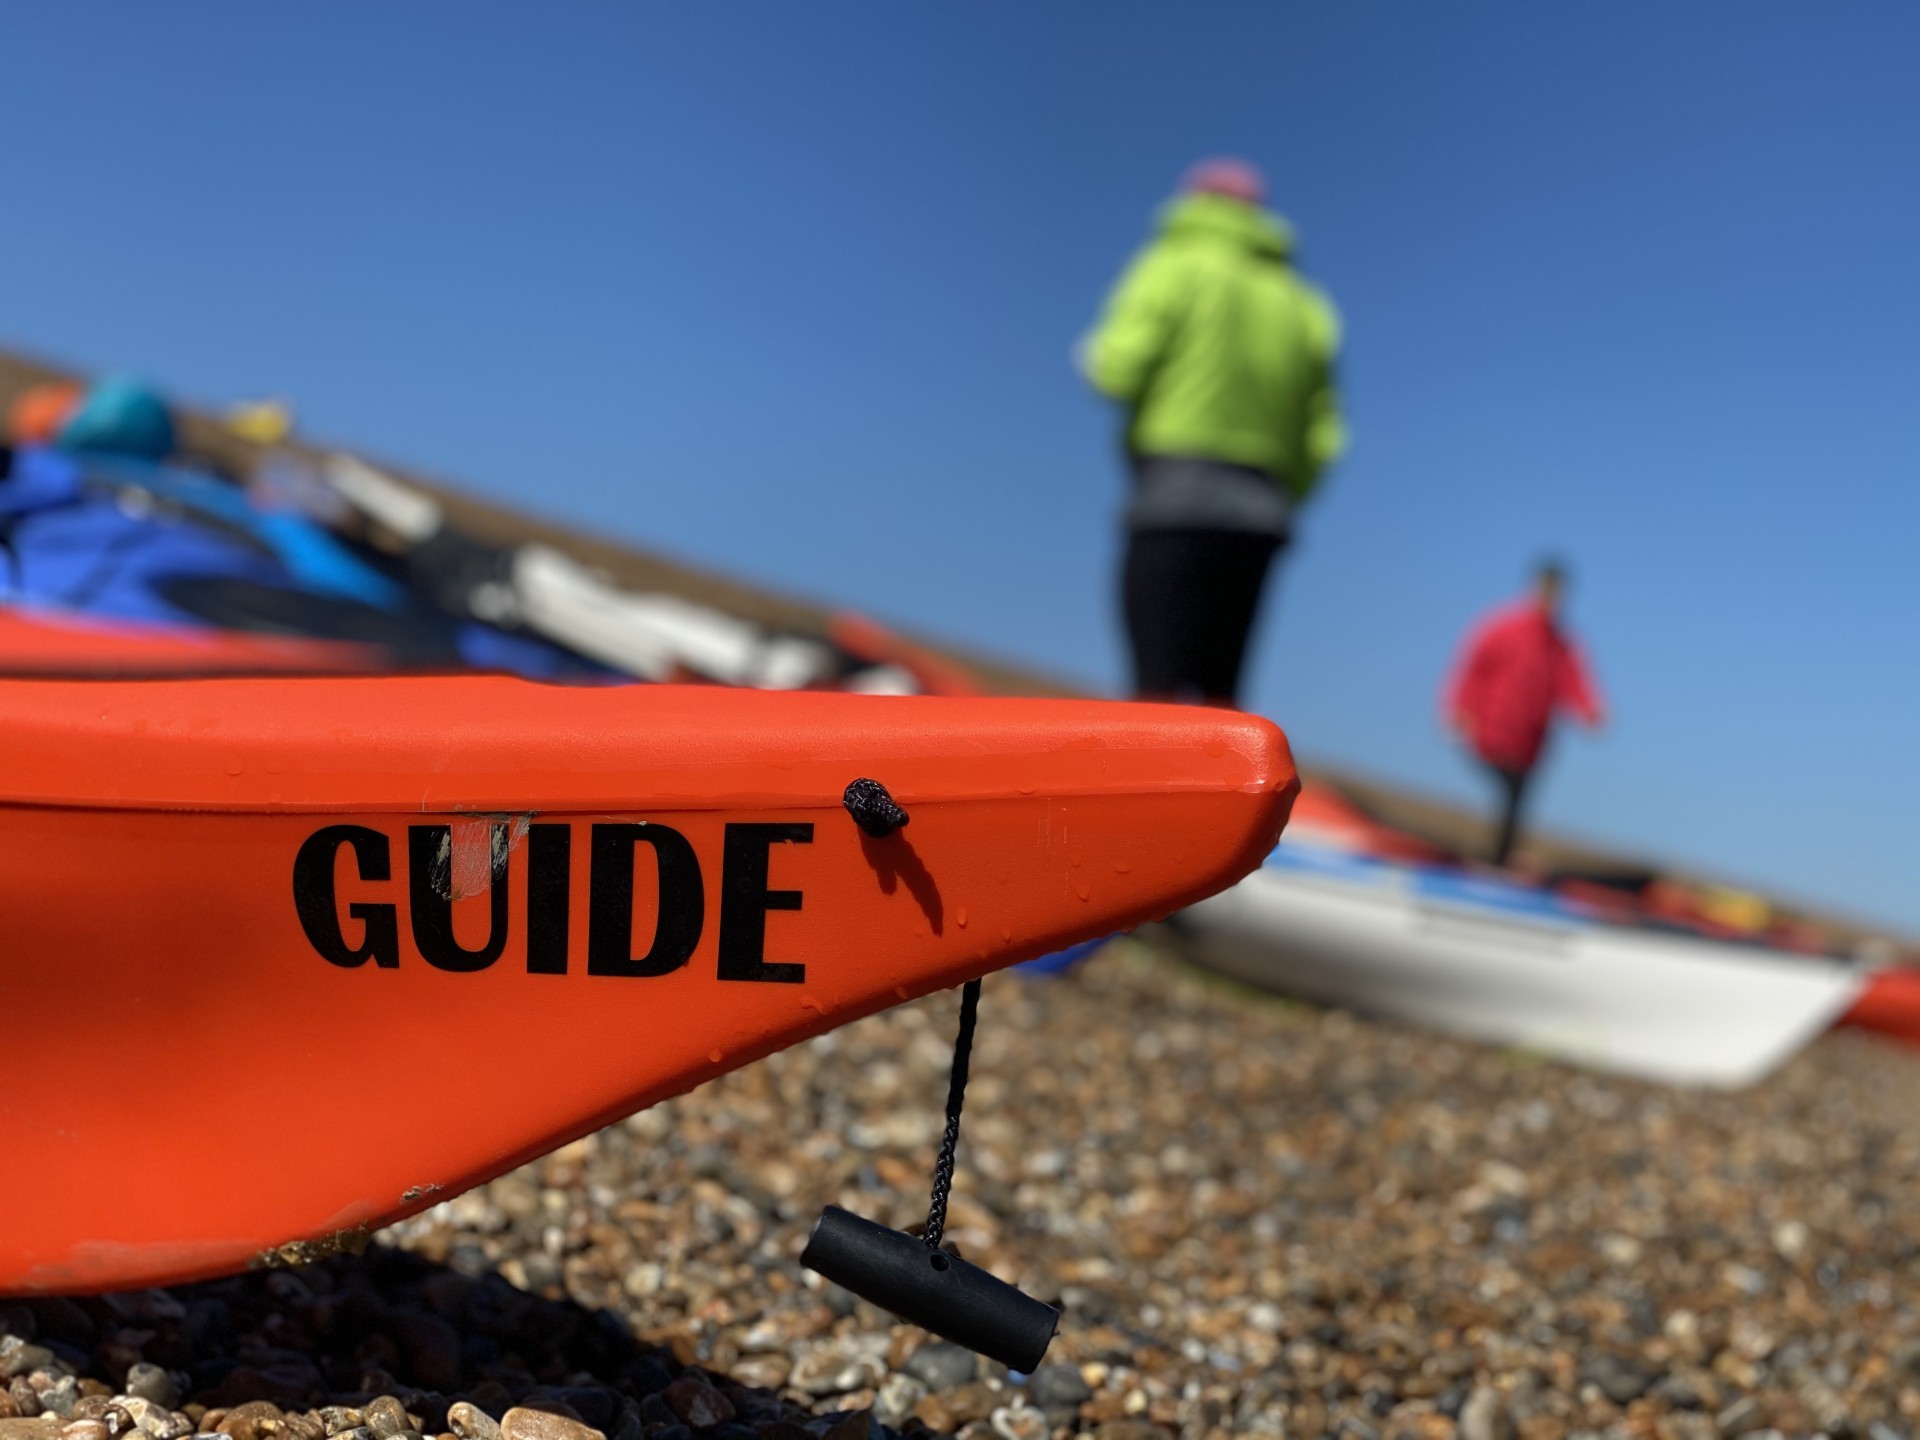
[801, 1205, 1059, 1372]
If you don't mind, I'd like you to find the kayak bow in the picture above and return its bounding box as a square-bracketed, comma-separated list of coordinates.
[0, 677, 1294, 1293]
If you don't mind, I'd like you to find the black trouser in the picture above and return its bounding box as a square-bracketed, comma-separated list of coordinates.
[1484, 761, 1533, 868]
[1121, 528, 1282, 706]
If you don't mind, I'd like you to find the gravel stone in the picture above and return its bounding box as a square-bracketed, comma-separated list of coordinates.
[0, 1354, 54, 1386]
[1026, 1365, 1092, 1411]
[114, 1399, 188, 1440]
[1458, 1386, 1514, 1440]
[788, 1349, 881, 1400]
[659, 1379, 732, 1431]
[988, 1403, 1047, 1440]
[1581, 1353, 1657, 1404]
[495, 1411, 600, 1440]
[35, 1384, 77, 1422]
[900, 1343, 977, 1392]
[119, 1375, 175, 1414]
[868, 1375, 924, 1430]
[442, 1407, 496, 1440]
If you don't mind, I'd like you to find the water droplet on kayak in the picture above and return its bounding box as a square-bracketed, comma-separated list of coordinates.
[1000, 925, 1013, 943]
[894, 985, 911, 1002]
[1112, 859, 1134, 874]
[1075, 882, 1091, 901]
[1068, 849, 1085, 868]
[707, 1048, 724, 1064]
[1016, 783, 1037, 795]
[800, 996, 824, 1014]
[956, 906, 969, 928]
[1205, 738, 1228, 757]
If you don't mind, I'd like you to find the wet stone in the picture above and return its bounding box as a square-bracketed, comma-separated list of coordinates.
[360, 1404, 409, 1440]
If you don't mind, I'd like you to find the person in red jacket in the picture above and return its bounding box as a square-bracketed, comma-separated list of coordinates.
[1444, 560, 1606, 866]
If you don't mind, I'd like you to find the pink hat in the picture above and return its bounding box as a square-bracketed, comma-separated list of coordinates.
[1181, 157, 1266, 206]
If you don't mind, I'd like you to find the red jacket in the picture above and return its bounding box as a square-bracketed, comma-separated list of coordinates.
[1444, 600, 1604, 773]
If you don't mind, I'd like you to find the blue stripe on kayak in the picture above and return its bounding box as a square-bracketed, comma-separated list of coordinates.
[1264, 842, 1593, 924]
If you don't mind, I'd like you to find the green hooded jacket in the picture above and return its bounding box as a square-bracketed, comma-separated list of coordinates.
[1084, 193, 1346, 501]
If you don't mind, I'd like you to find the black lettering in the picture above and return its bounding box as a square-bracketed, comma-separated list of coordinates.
[718, 822, 813, 983]
[588, 823, 703, 976]
[526, 823, 571, 974]
[294, 825, 399, 968]
[409, 824, 510, 973]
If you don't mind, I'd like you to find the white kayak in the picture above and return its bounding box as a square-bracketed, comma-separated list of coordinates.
[1170, 844, 1867, 1087]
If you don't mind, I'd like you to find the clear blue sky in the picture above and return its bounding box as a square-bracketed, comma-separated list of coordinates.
[2, 5, 1915, 931]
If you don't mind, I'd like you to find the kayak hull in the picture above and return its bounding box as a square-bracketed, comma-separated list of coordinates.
[1170, 848, 1864, 1089]
[0, 678, 1293, 1294]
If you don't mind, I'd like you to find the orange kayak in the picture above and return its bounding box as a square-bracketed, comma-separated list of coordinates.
[0, 677, 1294, 1293]
[1842, 967, 1920, 1044]
[0, 609, 380, 676]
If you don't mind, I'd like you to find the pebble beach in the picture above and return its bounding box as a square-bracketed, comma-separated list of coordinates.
[7, 938, 1920, 1440]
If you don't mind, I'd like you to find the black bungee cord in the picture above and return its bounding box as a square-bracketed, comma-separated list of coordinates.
[922, 974, 981, 1255]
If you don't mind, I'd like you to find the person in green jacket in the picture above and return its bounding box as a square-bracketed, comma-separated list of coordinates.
[1082, 159, 1346, 705]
